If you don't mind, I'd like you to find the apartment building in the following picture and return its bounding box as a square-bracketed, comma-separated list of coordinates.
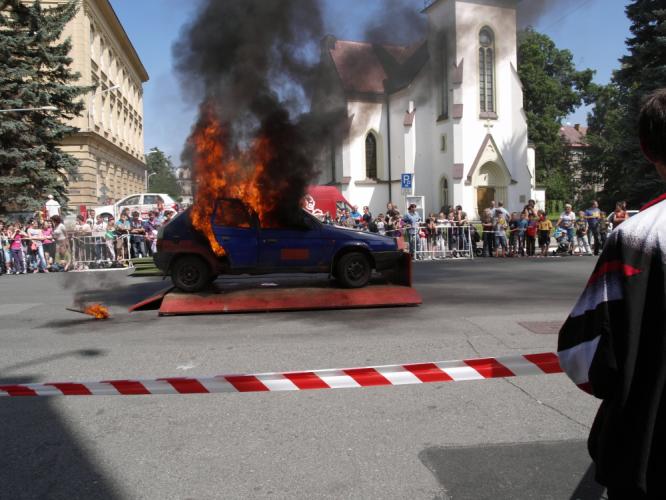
[46, 0, 149, 208]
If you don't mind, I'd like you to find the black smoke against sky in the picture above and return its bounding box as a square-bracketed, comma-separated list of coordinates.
[173, 0, 348, 223]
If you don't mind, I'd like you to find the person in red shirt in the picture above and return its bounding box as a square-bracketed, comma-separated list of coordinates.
[610, 201, 628, 228]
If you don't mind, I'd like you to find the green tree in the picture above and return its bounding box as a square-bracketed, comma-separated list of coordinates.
[584, 0, 666, 208]
[517, 27, 594, 202]
[146, 148, 181, 199]
[0, 0, 91, 214]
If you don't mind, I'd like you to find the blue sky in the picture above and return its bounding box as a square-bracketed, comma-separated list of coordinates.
[109, 0, 631, 163]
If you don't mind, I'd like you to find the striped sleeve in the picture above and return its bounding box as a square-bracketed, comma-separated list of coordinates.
[557, 242, 641, 397]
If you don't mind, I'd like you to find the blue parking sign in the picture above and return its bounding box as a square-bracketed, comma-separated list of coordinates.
[401, 173, 413, 189]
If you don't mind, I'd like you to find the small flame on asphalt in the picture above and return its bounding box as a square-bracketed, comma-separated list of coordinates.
[66, 303, 110, 320]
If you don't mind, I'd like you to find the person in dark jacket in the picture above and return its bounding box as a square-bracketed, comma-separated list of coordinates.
[558, 88, 666, 498]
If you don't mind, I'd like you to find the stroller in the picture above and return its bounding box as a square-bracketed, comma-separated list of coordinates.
[552, 228, 571, 256]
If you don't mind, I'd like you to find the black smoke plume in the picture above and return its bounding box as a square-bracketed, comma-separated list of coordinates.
[362, 0, 426, 45]
[517, 0, 581, 27]
[173, 0, 347, 224]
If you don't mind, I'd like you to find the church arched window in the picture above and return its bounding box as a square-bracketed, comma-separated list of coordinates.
[440, 36, 449, 118]
[365, 133, 377, 180]
[479, 27, 495, 115]
[440, 176, 449, 211]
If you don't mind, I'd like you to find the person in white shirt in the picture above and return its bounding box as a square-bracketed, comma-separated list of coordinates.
[92, 215, 108, 262]
[45, 195, 60, 218]
[557, 204, 577, 254]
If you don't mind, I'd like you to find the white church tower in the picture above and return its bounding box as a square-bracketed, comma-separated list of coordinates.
[318, 0, 539, 218]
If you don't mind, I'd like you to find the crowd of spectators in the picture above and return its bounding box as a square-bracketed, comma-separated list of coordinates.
[474, 199, 626, 258]
[323, 202, 473, 257]
[327, 203, 469, 236]
[323, 198, 631, 259]
[0, 206, 176, 275]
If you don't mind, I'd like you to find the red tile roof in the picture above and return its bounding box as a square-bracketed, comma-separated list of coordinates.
[328, 39, 427, 96]
[560, 125, 588, 147]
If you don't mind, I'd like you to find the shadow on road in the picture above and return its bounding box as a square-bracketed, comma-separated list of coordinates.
[0, 348, 106, 373]
[419, 440, 606, 500]
[0, 376, 120, 500]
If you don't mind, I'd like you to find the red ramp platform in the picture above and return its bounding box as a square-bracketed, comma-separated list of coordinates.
[158, 283, 421, 316]
[129, 253, 420, 316]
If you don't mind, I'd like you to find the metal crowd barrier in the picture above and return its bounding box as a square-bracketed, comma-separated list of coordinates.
[405, 224, 474, 261]
[69, 233, 133, 270]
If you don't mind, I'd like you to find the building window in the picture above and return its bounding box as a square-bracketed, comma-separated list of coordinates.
[365, 133, 377, 180]
[479, 27, 495, 114]
[89, 25, 95, 59]
[440, 37, 448, 118]
[440, 177, 449, 211]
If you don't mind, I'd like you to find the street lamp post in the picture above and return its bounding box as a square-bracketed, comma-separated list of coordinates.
[145, 172, 157, 191]
[0, 106, 58, 113]
[145, 147, 159, 191]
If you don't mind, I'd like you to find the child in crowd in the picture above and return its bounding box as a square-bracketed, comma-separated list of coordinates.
[0, 221, 9, 274]
[508, 213, 520, 256]
[375, 214, 385, 235]
[27, 219, 47, 273]
[525, 214, 538, 256]
[42, 221, 54, 268]
[447, 210, 457, 250]
[598, 211, 609, 248]
[537, 210, 553, 257]
[426, 213, 438, 251]
[494, 212, 508, 257]
[517, 212, 529, 256]
[575, 211, 592, 255]
[9, 223, 27, 274]
[105, 217, 117, 261]
[481, 209, 494, 257]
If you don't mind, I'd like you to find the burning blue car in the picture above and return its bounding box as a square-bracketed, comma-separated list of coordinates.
[155, 198, 405, 292]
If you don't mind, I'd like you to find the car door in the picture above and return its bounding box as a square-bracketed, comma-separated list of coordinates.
[258, 211, 334, 272]
[211, 199, 258, 269]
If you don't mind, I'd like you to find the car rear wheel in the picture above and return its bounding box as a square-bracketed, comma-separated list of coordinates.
[171, 255, 211, 293]
[335, 252, 371, 288]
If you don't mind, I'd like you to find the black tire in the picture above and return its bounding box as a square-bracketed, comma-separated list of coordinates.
[171, 255, 211, 293]
[335, 252, 371, 288]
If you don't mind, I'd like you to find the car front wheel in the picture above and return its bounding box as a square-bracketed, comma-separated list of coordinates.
[171, 255, 211, 293]
[335, 252, 371, 288]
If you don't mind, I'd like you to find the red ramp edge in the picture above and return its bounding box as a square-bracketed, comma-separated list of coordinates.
[158, 285, 422, 316]
[128, 286, 174, 312]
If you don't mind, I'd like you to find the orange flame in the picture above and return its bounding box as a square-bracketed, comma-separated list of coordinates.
[83, 303, 110, 319]
[189, 105, 288, 256]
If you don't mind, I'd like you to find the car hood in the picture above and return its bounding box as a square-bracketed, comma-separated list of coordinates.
[320, 224, 397, 246]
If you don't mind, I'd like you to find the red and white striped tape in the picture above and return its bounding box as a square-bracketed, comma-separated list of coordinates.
[0, 352, 562, 397]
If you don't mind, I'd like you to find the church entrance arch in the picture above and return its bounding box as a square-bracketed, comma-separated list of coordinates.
[475, 161, 509, 216]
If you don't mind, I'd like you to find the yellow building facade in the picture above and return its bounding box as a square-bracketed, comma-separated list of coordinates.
[44, 0, 149, 209]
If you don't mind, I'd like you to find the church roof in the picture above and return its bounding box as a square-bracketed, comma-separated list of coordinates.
[327, 38, 428, 96]
[560, 125, 588, 148]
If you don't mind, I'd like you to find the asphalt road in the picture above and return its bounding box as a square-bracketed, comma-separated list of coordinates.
[0, 257, 606, 500]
